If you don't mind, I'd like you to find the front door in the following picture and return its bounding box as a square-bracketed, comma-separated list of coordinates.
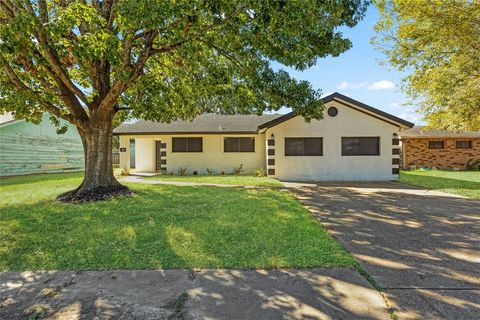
[155, 141, 162, 171]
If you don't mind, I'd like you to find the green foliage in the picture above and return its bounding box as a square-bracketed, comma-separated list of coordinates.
[373, 0, 480, 131]
[400, 170, 480, 199]
[255, 167, 267, 178]
[0, 173, 356, 270]
[146, 174, 282, 188]
[1, 0, 368, 125]
[177, 167, 188, 176]
[466, 159, 480, 171]
[232, 164, 244, 175]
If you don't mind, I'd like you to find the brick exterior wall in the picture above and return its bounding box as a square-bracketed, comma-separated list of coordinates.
[401, 138, 480, 169]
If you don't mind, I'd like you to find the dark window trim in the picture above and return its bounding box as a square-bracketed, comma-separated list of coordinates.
[172, 137, 203, 153]
[428, 140, 444, 150]
[223, 137, 255, 153]
[455, 140, 472, 149]
[341, 137, 380, 156]
[285, 137, 323, 156]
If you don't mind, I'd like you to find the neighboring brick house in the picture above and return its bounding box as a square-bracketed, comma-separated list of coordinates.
[399, 126, 480, 170]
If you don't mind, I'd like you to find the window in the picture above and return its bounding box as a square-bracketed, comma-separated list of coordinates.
[456, 141, 472, 149]
[172, 137, 203, 152]
[342, 137, 380, 156]
[224, 137, 255, 152]
[428, 141, 444, 149]
[129, 139, 135, 169]
[327, 106, 338, 117]
[285, 138, 323, 156]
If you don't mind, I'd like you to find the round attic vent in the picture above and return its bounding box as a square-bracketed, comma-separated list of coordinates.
[327, 106, 338, 117]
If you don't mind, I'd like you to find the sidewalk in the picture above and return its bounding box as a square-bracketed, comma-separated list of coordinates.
[1, 268, 390, 319]
[119, 175, 247, 188]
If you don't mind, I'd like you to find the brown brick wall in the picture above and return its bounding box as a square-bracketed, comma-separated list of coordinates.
[401, 138, 480, 169]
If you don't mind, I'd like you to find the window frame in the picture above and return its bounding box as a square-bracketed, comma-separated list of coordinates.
[223, 137, 256, 153]
[455, 140, 472, 149]
[428, 140, 445, 150]
[284, 137, 323, 156]
[172, 137, 203, 153]
[341, 137, 380, 156]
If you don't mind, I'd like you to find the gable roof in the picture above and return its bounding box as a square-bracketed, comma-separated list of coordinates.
[113, 92, 414, 135]
[113, 114, 282, 135]
[259, 92, 414, 129]
[399, 126, 480, 139]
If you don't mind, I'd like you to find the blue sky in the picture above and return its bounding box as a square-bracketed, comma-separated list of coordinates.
[272, 6, 423, 125]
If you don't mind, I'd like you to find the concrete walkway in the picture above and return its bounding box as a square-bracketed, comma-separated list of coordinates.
[0, 268, 390, 319]
[285, 181, 480, 320]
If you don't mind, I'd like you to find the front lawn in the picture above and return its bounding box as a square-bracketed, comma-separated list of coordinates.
[400, 170, 480, 199]
[144, 174, 283, 187]
[0, 173, 355, 271]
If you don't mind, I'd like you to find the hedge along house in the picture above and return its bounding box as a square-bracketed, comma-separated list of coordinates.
[0, 113, 84, 177]
[114, 93, 414, 181]
[399, 126, 480, 170]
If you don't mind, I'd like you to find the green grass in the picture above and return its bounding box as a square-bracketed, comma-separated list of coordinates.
[144, 174, 283, 187]
[0, 173, 355, 271]
[400, 170, 480, 199]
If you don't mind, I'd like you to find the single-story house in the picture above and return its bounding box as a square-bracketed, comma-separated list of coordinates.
[0, 113, 84, 176]
[113, 92, 414, 181]
[399, 126, 480, 170]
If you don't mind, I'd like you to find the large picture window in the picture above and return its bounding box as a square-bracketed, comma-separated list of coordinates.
[285, 138, 323, 156]
[224, 137, 255, 152]
[342, 137, 380, 156]
[172, 137, 203, 152]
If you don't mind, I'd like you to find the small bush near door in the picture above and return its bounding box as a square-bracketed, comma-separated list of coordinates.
[255, 167, 267, 177]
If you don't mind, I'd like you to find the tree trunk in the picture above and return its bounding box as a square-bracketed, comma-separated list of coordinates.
[58, 116, 131, 203]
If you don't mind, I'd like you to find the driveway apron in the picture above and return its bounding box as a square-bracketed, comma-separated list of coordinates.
[285, 181, 480, 320]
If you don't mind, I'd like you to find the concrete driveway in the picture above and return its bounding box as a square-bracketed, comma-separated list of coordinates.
[285, 181, 480, 320]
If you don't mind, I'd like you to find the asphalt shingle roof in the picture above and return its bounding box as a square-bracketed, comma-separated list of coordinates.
[113, 113, 283, 134]
[400, 126, 480, 138]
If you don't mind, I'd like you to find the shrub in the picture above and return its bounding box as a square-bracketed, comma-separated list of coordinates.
[193, 170, 198, 176]
[206, 168, 215, 175]
[467, 159, 480, 171]
[177, 167, 187, 176]
[254, 167, 267, 177]
[232, 164, 244, 175]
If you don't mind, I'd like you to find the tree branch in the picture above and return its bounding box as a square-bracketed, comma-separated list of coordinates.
[24, 0, 90, 107]
[1, 61, 83, 127]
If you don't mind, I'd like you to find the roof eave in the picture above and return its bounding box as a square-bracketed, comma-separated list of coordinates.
[113, 130, 260, 136]
[258, 92, 414, 130]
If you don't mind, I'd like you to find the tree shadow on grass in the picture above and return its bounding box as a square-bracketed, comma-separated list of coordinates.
[1, 183, 390, 319]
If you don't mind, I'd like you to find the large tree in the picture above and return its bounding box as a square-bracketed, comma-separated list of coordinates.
[373, 0, 480, 131]
[1, 0, 368, 202]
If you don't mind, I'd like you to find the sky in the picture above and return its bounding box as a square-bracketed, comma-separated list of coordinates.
[271, 6, 423, 125]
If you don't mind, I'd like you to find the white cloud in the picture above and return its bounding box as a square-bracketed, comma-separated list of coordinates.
[336, 81, 368, 90]
[336, 80, 395, 90]
[396, 112, 422, 124]
[367, 80, 395, 90]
